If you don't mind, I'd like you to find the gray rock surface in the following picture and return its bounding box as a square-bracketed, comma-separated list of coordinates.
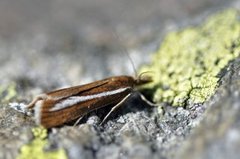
[178, 58, 240, 159]
[0, 0, 240, 159]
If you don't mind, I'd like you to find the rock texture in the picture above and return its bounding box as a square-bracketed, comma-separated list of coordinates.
[0, 1, 240, 159]
[178, 58, 240, 159]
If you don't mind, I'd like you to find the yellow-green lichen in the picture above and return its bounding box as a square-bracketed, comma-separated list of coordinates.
[17, 127, 67, 159]
[0, 82, 17, 103]
[141, 9, 240, 106]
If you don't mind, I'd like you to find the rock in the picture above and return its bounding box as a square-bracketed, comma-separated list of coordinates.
[178, 58, 240, 159]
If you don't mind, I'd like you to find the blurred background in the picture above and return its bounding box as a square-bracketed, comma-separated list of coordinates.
[0, 0, 234, 90]
[1, 1, 240, 159]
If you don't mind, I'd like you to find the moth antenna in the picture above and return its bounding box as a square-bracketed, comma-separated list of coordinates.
[110, 30, 138, 77]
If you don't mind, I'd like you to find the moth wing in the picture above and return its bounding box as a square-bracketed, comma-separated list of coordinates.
[37, 81, 132, 128]
[46, 79, 109, 99]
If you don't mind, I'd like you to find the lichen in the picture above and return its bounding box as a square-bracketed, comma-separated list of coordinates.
[140, 9, 240, 106]
[17, 127, 67, 159]
[0, 82, 17, 103]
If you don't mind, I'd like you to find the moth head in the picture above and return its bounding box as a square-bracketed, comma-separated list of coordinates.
[135, 71, 153, 86]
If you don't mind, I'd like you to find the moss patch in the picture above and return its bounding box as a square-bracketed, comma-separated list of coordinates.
[17, 127, 67, 159]
[141, 9, 240, 106]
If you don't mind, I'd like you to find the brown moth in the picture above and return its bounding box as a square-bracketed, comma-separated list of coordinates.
[26, 75, 153, 128]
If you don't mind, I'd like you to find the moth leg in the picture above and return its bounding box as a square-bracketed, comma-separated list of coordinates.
[100, 93, 132, 125]
[26, 94, 47, 109]
[138, 93, 158, 107]
[73, 116, 84, 127]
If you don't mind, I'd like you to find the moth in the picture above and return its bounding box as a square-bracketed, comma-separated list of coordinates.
[26, 74, 154, 128]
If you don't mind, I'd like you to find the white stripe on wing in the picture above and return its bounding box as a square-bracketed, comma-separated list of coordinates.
[49, 87, 131, 111]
